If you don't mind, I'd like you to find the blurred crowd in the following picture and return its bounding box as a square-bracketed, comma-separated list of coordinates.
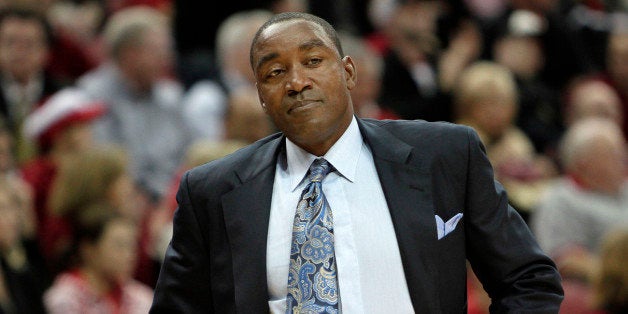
[0, 0, 626, 313]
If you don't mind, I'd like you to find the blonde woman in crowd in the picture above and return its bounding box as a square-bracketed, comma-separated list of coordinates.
[46, 144, 159, 286]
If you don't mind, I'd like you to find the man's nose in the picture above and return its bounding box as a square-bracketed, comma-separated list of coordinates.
[285, 65, 312, 96]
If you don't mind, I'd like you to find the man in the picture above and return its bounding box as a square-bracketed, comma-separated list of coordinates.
[77, 6, 191, 204]
[0, 6, 63, 164]
[151, 12, 563, 313]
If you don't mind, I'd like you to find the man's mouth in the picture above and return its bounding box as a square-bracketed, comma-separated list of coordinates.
[289, 100, 320, 113]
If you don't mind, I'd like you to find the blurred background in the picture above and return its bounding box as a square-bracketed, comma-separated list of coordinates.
[0, 0, 626, 313]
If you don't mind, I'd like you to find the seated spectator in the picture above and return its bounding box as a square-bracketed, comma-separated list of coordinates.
[0, 176, 49, 314]
[453, 60, 557, 217]
[0, 5, 66, 164]
[376, 0, 455, 121]
[77, 5, 190, 205]
[19, 87, 105, 270]
[532, 117, 628, 265]
[43, 202, 153, 314]
[531, 117, 628, 313]
[47, 144, 156, 286]
[591, 228, 628, 314]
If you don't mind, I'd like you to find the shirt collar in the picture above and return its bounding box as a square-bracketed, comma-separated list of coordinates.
[285, 116, 362, 191]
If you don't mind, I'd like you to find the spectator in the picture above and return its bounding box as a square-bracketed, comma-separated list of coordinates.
[0, 5, 64, 164]
[43, 202, 153, 314]
[532, 117, 627, 265]
[376, 0, 454, 121]
[20, 88, 104, 268]
[531, 117, 628, 314]
[47, 144, 156, 286]
[77, 5, 191, 204]
[182, 9, 274, 143]
[19, 87, 105, 270]
[453, 60, 557, 217]
[44, 0, 106, 84]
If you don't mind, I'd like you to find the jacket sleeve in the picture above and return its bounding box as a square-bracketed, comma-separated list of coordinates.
[462, 127, 564, 313]
[150, 171, 214, 313]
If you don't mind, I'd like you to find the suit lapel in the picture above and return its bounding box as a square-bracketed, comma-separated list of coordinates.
[220, 120, 441, 312]
[222, 137, 284, 313]
[358, 119, 441, 312]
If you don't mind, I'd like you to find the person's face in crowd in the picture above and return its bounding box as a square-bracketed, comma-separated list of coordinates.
[86, 218, 138, 284]
[123, 27, 174, 92]
[0, 189, 20, 251]
[493, 36, 544, 81]
[0, 16, 48, 84]
[569, 81, 623, 127]
[578, 135, 627, 195]
[253, 19, 356, 156]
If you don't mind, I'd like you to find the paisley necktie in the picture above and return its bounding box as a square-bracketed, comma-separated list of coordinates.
[286, 158, 340, 313]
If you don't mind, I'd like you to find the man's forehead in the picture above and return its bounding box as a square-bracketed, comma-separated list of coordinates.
[258, 19, 328, 44]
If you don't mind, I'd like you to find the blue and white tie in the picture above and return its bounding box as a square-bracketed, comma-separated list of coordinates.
[286, 158, 340, 314]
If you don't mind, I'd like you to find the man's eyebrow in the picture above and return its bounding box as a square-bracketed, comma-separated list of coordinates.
[255, 39, 329, 72]
[299, 39, 325, 51]
[256, 52, 279, 73]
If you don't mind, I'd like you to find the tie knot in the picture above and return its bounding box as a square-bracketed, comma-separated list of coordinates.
[308, 158, 332, 183]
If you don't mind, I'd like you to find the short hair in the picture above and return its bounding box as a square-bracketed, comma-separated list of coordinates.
[249, 12, 344, 70]
[102, 5, 168, 60]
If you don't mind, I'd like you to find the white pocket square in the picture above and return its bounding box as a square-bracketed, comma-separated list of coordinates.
[435, 213, 463, 240]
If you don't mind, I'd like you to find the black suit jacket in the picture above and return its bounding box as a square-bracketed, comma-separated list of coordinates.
[151, 118, 563, 313]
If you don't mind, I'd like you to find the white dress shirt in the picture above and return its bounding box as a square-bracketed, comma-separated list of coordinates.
[267, 117, 414, 313]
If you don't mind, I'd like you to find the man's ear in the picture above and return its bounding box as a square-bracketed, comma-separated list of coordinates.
[343, 56, 357, 90]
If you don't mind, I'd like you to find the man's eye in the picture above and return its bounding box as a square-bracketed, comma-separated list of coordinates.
[307, 58, 322, 66]
[267, 69, 284, 78]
